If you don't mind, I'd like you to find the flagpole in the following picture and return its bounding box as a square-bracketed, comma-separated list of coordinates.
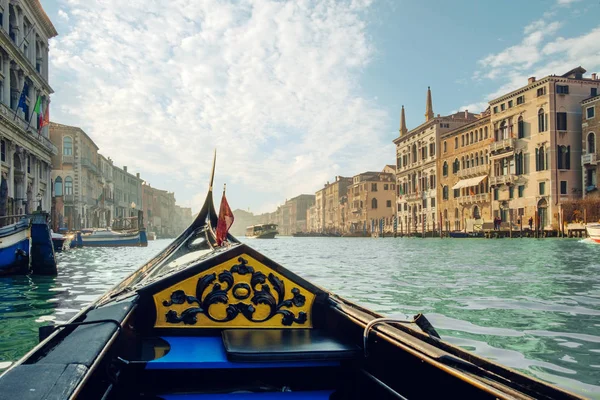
[13, 80, 26, 121]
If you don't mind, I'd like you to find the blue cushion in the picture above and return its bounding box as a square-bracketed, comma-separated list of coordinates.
[146, 336, 339, 370]
[159, 391, 333, 399]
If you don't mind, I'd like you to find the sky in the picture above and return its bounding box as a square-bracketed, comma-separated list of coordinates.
[39, 0, 600, 214]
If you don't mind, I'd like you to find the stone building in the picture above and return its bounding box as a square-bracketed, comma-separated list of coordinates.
[582, 89, 599, 197]
[112, 165, 143, 228]
[394, 88, 477, 234]
[50, 122, 104, 230]
[98, 154, 114, 226]
[488, 67, 600, 231]
[316, 176, 352, 233]
[438, 112, 492, 232]
[286, 194, 315, 234]
[0, 0, 57, 225]
[346, 168, 396, 234]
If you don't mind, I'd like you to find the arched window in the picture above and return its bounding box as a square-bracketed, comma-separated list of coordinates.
[484, 126, 488, 139]
[588, 132, 596, 154]
[412, 144, 417, 163]
[499, 121, 508, 140]
[443, 209, 448, 220]
[470, 131, 473, 144]
[480, 151, 484, 165]
[466, 155, 470, 169]
[535, 147, 546, 171]
[473, 206, 481, 219]
[443, 186, 449, 200]
[538, 108, 546, 132]
[454, 158, 460, 173]
[63, 136, 73, 156]
[64, 176, 73, 195]
[461, 135, 465, 147]
[443, 141, 447, 153]
[443, 161, 448, 177]
[371, 198, 378, 209]
[54, 176, 63, 196]
[518, 116, 524, 138]
[485, 150, 489, 165]
[462, 156, 465, 169]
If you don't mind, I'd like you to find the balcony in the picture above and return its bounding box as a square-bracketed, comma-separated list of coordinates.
[0, 103, 57, 154]
[457, 193, 490, 205]
[490, 174, 516, 186]
[63, 194, 75, 203]
[582, 153, 597, 165]
[490, 138, 515, 155]
[81, 157, 100, 175]
[62, 155, 74, 164]
[457, 164, 488, 178]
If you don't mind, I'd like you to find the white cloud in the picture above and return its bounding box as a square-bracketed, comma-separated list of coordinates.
[556, 0, 581, 6]
[50, 0, 390, 212]
[454, 102, 488, 114]
[57, 9, 69, 21]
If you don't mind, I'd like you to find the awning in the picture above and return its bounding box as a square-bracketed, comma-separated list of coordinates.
[452, 175, 487, 190]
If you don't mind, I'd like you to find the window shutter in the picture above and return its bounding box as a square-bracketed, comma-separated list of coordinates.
[557, 146, 563, 169]
[535, 148, 539, 171]
[566, 146, 571, 169]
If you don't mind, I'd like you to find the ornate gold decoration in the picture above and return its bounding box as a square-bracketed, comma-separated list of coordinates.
[153, 254, 315, 328]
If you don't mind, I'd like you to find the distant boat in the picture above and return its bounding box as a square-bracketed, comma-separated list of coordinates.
[147, 231, 157, 241]
[245, 223, 278, 239]
[0, 218, 30, 275]
[586, 223, 600, 243]
[78, 228, 148, 247]
[51, 230, 67, 252]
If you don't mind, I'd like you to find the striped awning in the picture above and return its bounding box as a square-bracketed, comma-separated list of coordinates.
[452, 175, 487, 190]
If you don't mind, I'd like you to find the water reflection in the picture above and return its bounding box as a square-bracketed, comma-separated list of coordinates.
[0, 237, 598, 398]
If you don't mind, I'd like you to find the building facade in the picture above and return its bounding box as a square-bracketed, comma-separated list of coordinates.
[394, 88, 477, 234]
[321, 176, 351, 233]
[582, 90, 599, 197]
[112, 165, 143, 227]
[488, 67, 600, 231]
[50, 122, 104, 230]
[346, 168, 396, 234]
[0, 0, 57, 225]
[438, 112, 492, 232]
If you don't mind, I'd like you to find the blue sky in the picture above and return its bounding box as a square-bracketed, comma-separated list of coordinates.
[39, 0, 600, 214]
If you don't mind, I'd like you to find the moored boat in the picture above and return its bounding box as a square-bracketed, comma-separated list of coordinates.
[586, 223, 600, 243]
[148, 231, 157, 240]
[0, 159, 584, 399]
[51, 230, 67, 252]
[77, 228, 148, 247]
[246, 223, 278, 238]
[0, 218, 30, 275]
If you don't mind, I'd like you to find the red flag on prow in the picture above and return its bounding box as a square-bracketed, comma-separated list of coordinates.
[216, 187, 234, 246]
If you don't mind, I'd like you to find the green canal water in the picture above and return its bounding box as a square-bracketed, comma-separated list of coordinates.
[0, 237, 599, 398]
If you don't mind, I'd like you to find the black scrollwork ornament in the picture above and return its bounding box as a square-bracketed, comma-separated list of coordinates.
[163, 257, 308, 326]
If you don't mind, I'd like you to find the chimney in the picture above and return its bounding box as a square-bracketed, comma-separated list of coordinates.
[464, 110, 468, 119]
[136, 172, 140, 178]
[124, 166, 127, 172]
[528, 77, 536, 84]
[592, 73, 597, 80]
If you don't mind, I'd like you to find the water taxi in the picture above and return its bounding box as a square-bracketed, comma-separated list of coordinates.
[246, 223, 278, 238]
[0, 163, 583, 399]
[586, 223, 600, 243]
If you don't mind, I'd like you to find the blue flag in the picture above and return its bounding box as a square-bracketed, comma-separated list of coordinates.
[13, 82, 28, 121]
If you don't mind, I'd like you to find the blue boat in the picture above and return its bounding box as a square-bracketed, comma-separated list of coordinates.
[0, 218, 30, 275]
[77, 228, 148, 247]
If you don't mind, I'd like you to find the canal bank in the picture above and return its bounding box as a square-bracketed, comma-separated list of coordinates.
[0, 237, 599, 397]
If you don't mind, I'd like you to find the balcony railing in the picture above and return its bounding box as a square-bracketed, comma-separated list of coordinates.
[81, 157, 100, 175]
[490, 174, 516, 186]
[457, 164, 488, 178]
[63, 194, 75, 203]
[582, 153, 597, 165]
[62, 155, 74, 164]
[457, 193, 490, 204]
[490, 138, 515, 154]
[0, 103, 57, 154]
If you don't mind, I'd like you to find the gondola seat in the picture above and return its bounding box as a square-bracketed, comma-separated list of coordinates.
[222, 329, 359, 362]
[145, 330, 358, 370]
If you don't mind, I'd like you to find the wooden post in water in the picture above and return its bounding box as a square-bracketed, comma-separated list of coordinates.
[584, 208, 587, 225]
[534, 206, 538, 238]
[520, 215, 523, 238]
[439, 212, 443, 238]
